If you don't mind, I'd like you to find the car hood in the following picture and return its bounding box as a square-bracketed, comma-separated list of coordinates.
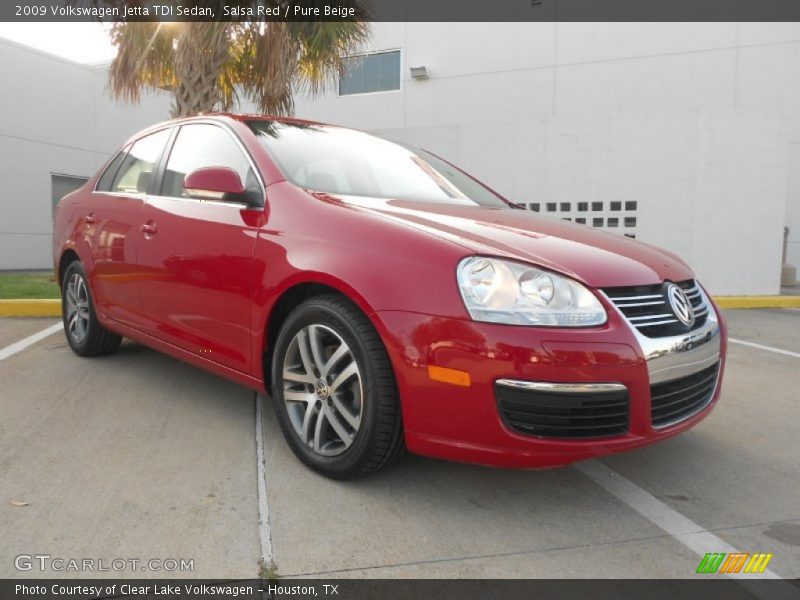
[326, 194, 694, 289]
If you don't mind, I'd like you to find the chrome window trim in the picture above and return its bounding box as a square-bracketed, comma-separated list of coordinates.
[90, 190, 146, 199]
[144, 193, 261, 210]
[495, 380, 627, 394]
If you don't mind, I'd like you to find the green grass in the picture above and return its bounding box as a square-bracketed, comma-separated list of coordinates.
[0, 272, 60, 299]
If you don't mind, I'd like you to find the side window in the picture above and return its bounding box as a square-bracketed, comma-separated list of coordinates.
[96, 146, 129, 192]
[111, 129, 171, 194]
[161, 124, 261, 204]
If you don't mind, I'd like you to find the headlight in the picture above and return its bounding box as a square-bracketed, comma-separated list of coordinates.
[456, 257, 607, 326]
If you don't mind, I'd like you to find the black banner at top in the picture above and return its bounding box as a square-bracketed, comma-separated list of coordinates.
[6, 0, 800, 23]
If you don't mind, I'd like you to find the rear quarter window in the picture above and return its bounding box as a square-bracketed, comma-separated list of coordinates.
[95, 147, 128, 192]
[110, 128, 172, 195]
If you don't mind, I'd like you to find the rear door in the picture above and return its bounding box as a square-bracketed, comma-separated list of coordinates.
[81, 129, 171, 326]
[137, 122, 264, 373]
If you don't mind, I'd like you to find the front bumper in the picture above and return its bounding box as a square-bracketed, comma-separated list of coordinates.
[372, 290, 726, 468]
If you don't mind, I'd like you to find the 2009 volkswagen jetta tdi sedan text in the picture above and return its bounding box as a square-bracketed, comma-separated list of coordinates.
[53, 114, 726, 479]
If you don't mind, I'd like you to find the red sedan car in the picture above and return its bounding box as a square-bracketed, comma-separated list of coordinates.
[53, 114, 726, 479]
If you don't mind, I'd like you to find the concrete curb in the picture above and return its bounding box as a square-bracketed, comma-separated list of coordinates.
[1, 296, 799, 317]
[713, 296, 800, 309]
[0, 299, 61, 317]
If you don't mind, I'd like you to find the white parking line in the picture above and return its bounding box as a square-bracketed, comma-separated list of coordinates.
[0, 322, 63, 362]
[729, 338, 800, 359]
[255, 394, 274, 573]
[574, 460, 789, 585]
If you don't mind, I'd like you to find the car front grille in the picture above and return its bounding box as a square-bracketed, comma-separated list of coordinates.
[495, 384, 629, 439]
[650, 362, 719, 428]
[603, 279, 709, 337]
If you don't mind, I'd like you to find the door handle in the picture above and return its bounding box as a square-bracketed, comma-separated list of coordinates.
[141, 222, 158, 236]
[83, 213, 97, 225]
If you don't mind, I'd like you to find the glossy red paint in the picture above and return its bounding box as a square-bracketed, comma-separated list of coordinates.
[372, 307, 727, 468]
[53, 114, 726, 469]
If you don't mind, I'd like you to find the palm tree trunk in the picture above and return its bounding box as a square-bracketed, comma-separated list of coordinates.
[171, 23, 229, 117]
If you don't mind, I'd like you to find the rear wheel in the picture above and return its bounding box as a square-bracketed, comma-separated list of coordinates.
[62, 261, 122, 357]
[271, 295, 404, 479]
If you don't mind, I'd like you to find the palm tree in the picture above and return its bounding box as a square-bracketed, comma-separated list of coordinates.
[82, 2, 370, 117]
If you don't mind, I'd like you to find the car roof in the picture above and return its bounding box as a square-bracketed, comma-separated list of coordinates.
[129, 112, 330, 140]
[218, 112, 328, 127]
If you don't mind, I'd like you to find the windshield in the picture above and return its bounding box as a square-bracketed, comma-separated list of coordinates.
[247, 120, 509, 207]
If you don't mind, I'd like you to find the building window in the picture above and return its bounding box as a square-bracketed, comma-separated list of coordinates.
[51, 174, 88, 218]
[339, 50, 401, 96]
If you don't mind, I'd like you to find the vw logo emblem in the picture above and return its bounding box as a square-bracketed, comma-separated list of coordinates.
[666, 283, 695, 327]
[315, 379, 330, 400]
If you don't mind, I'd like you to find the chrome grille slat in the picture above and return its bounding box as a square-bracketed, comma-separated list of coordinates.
[603, 279, 710, 338]
[615, 300, 666, 308]
[629, 313, 677, 322]
[608, 293, 663, 301]
[636, 319, 680, 327]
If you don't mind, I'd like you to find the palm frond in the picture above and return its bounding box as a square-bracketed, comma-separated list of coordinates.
[83, 0, 373, 117]
[108, 22, 177, 103]
[289, 21, 371, 98]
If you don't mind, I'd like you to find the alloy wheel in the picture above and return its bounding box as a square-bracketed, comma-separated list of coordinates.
[281, 324, 363, 457]
[65, 273, 90, 344]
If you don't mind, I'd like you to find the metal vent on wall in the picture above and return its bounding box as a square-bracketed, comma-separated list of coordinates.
[526, 201, 638, 238]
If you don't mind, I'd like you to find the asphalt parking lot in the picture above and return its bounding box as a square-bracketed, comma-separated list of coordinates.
[1, 309, 798, 579]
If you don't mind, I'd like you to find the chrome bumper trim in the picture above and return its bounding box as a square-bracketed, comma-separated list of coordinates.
[495, 380, 627, 394]
[602, 285, 722, 385]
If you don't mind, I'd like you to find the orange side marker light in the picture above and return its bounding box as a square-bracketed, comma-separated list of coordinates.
[427, 365, 471, 387]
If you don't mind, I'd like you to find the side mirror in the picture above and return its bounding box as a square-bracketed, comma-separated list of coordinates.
[184, 167, 247, 202]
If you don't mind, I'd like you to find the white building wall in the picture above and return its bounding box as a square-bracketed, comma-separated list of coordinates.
[294, 22, 800, 294]
[0, 38, 170, 270]
[1, 23, 798, 294]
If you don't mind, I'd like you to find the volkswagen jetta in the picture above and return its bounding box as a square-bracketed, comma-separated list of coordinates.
[53, 114, 726, 478]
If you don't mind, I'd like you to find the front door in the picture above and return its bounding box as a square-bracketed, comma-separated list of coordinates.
[137, 123, 264, 374]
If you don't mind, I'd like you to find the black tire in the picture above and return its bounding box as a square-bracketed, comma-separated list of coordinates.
[271, 294, 404, 479]
[61, 261, 122, 357]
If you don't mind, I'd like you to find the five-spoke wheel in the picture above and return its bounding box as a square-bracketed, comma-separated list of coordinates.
[64, 272, 90, 345]
[61, 261, 121, 357]
[271, 294, 404, 479]
[282, 324, 363, 456]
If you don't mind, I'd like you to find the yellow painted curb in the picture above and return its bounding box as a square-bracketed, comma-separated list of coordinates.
[0, 299, 61, 317]
[713, 296, 800, 309]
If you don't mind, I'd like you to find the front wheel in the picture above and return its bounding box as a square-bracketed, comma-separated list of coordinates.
[62, 261, 122, 357]
[271, 295, 404, 479]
